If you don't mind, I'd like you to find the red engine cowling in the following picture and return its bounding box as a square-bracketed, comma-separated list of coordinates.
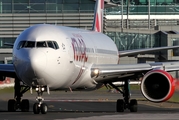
[141, 69, 175, 102]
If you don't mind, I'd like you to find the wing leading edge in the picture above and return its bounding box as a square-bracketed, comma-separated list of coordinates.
[91, 62, 179, 83]
[0, 64, 16, 79]
[119, 45, 179, 57]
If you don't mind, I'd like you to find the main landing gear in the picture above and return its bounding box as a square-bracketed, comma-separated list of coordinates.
[8, 77, 30, 112]
[32, 85, 48, 114]
[108, 80, 138, 112]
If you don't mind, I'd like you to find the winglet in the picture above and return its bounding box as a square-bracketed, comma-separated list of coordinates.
[92, 0, 104, 33]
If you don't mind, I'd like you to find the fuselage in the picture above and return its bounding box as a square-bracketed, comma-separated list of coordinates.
[13, 24, 119, 90]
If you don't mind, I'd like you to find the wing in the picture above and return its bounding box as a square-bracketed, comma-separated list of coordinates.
[91, 61, 179, 103]
[0, 64, 16, 79]
[119, 46, 179, 57]
[91, 62, 179, 83]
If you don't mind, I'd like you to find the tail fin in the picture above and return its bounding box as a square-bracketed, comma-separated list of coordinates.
[92, 0, 104, 33]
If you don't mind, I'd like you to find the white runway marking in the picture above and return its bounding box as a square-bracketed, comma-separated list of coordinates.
[45, 99, 113, 102]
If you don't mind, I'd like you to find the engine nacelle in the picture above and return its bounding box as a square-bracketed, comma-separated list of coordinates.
[141, 69, 175, 102]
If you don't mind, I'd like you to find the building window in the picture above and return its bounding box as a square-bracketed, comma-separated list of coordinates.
[63, 4, 79, 13]
[106, 32, 156, 51]
[14, 3, 28, 13]
[29, 3, 45, 13]
[63, 0, 79, 3]
[0, 38, 14, 48]
[172, 38, 179, 56]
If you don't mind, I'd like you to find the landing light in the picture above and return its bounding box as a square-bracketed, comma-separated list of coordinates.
[94, 69, 99, 75]
[91, 69, 99, 78]
[41, 87, 45, 91]
[35, 88, 39, 92]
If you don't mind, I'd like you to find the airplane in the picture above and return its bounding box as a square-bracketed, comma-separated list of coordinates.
[1, 0, 179, 114]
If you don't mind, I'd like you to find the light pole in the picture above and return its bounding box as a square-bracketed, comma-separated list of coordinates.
[121, 0, 123, 30]
[126, 0, 129, 29]
[148, 0, 150, 29]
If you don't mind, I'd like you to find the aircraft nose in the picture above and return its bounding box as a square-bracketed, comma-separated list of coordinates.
[29, 50, 47, 76]
[14, 49, 47, 86]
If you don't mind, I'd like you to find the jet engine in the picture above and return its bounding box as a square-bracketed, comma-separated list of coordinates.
[141, 69, 175, 102]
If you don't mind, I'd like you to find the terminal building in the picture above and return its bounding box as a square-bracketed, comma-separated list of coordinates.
[0, 0, 179, 64]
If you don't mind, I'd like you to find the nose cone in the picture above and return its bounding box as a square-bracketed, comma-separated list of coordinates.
[29, 50, 47, 74]
[14, 49, 46, 86]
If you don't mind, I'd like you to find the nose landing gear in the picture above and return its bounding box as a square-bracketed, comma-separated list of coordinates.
[32, 86, 48, 114]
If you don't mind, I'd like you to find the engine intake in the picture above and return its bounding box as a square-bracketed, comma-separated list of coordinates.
[141, 69, 175, 102]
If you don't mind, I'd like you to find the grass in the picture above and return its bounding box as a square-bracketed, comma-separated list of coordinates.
[169, 93, 179, 102]
[0, 85, 179, 103]
[0, 87, 14, 94]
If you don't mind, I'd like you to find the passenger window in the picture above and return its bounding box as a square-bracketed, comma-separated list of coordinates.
[37, 41, 47, 47]
[24, 41, 35, 48]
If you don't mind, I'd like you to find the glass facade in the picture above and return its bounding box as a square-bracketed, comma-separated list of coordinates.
[0, 0, 178, 60]
[0, 0, 94, 13]
[106, 31, 160, 51]
[0, 0, 177, 14]
[0, 38, 14, 48]
[0, 0, 96, 49]
[106, 0, 179, 15]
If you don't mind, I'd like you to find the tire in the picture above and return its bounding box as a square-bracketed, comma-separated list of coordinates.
[116, 99, 124, 112]
[8, 99, 16, 112]
[21, 99, 29, 112]
[129, 99, 138, 112]
[40, 103, 48, 114]
[33, 103, 40, 114]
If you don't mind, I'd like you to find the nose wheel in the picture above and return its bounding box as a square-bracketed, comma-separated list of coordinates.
[33, 103, 48, 114]
[33, 86, 48, 114]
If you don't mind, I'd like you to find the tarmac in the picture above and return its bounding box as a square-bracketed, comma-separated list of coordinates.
[0, 89, 179, 120]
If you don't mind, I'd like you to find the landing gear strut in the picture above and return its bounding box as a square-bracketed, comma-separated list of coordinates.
[7, 78, 48, 114]
[108, 80, 138, 112]
[33, 85, 48, 114]
[8, 77, 30, 112]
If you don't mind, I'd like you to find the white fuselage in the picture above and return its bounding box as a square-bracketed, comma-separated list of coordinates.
[13, 24, 119, 90]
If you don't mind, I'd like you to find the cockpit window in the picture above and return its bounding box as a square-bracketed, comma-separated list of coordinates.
[53, 41, 59, 49]
[17, 41, 35, 49]
[24, 41, 35, 48]
[17, 40, 59, 50]
[17, 41, 26, 49]
[47, 41, 54, 48]
[36, 41, 47, 47]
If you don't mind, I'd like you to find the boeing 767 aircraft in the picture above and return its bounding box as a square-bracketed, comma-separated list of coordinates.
[1, 0, 179, 114]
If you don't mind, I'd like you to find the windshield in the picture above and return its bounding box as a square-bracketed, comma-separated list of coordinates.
[17, 41, 59, 50]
